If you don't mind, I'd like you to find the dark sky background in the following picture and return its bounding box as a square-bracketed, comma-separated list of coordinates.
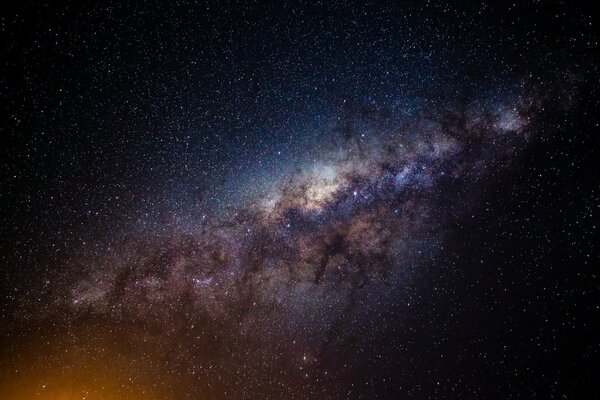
[1, 1, 599, 399]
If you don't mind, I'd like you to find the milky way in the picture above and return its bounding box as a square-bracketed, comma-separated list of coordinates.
[2, 2, 597, 399]
[35, 78, 573, 391]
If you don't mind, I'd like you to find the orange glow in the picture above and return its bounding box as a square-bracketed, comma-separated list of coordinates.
[0, 331, 172, 400]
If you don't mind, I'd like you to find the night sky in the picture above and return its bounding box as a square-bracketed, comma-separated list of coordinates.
[1, 1, 599, 399]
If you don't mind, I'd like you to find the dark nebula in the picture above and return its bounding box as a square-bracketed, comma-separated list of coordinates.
[1, 1, 598, 399]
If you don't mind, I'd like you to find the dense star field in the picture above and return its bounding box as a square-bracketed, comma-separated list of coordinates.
[1, 1, 598, 399]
